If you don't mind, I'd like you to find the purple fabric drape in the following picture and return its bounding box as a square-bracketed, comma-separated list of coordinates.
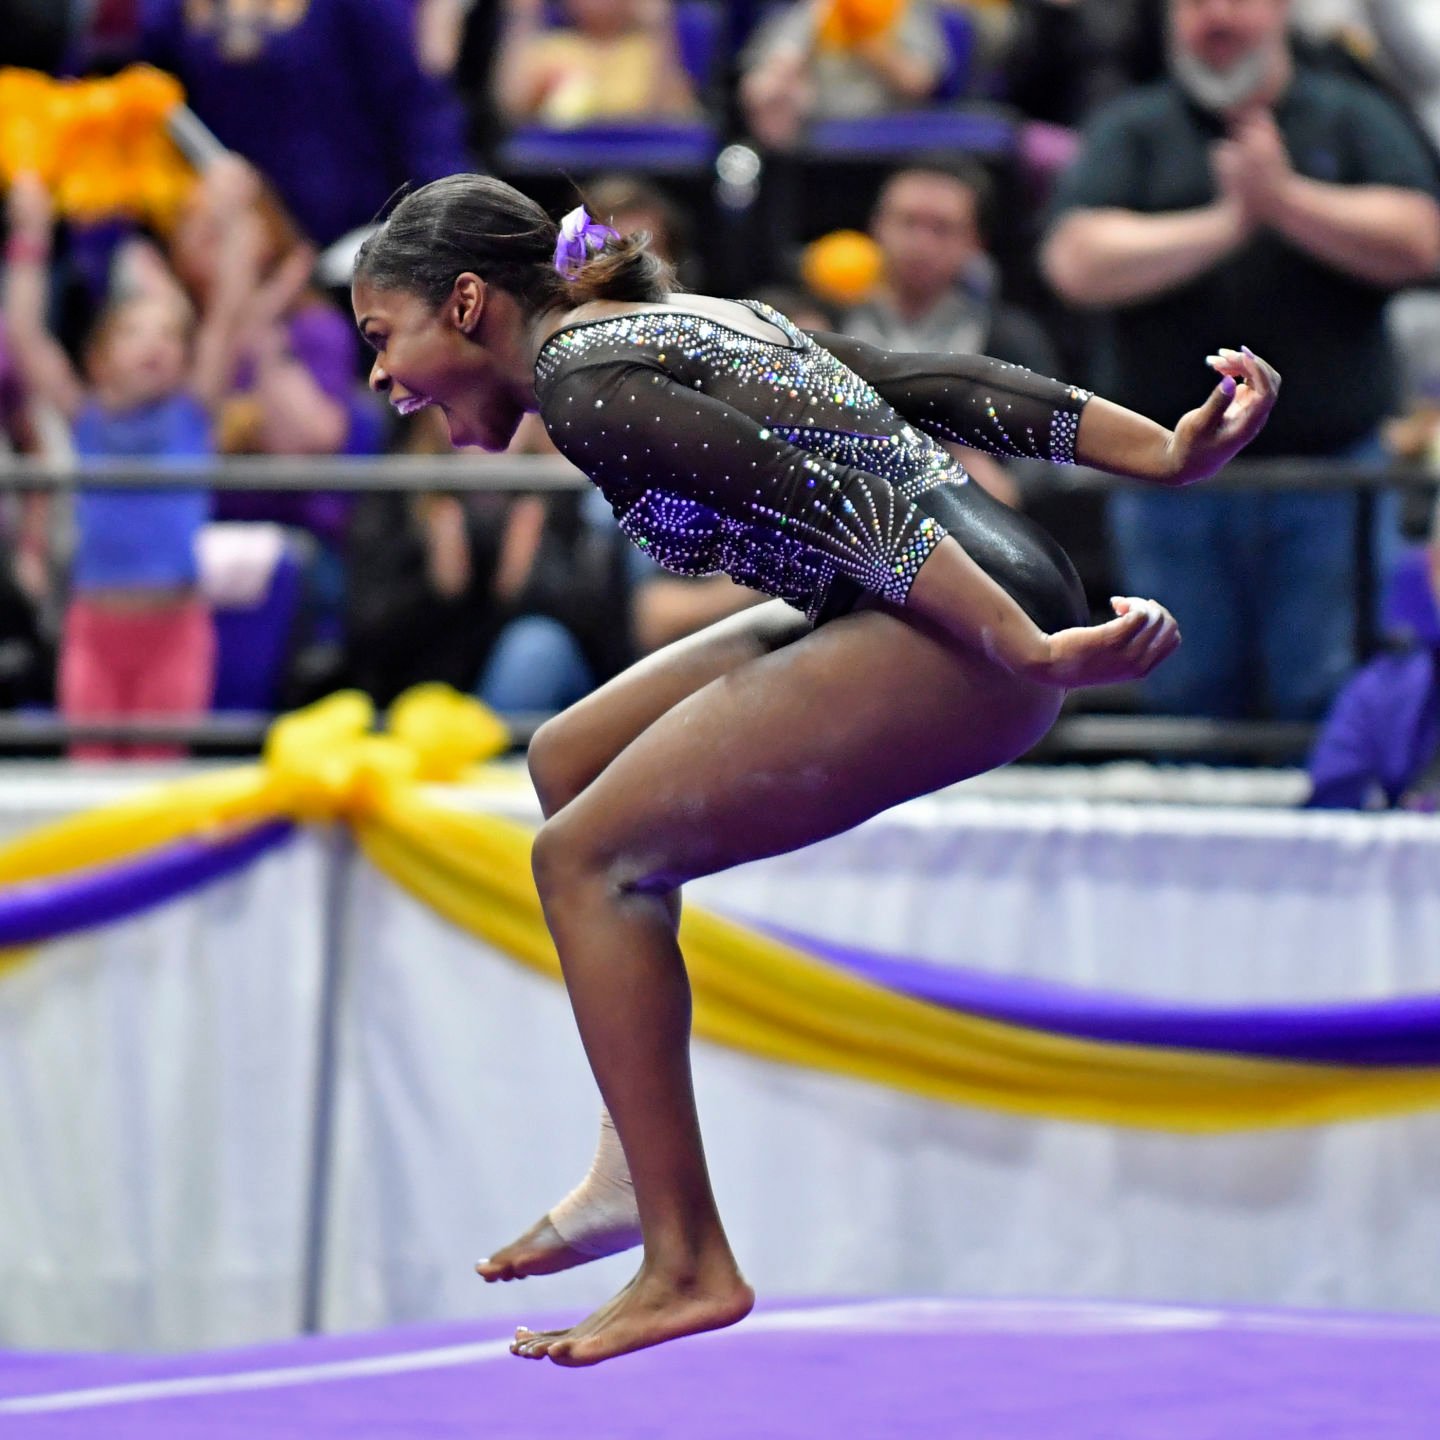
[8, 831, 1440, 1069]
[0, 822, 294, 949]
[755, 921, 1440, 1068]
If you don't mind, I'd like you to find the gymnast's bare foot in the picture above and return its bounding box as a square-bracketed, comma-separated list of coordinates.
[476, 1216, 604, 1282]
[509, 1277, 639, 1359]
[480, 1112, 641, 1283]
[511, 1254, 754, 1366]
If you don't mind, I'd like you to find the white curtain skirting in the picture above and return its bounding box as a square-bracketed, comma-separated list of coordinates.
[1, 772, 1438, 1351]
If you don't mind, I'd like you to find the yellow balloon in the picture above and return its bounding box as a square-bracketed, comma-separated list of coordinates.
[388, 684, 511, 782]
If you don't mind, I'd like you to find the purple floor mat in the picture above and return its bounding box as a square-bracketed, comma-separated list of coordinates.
[3, 1296, 1439, 1439]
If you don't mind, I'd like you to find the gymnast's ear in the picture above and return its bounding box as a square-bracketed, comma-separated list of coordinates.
[447, 273, 486, 336]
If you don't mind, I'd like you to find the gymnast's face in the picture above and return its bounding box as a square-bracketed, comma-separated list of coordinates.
[352, 274, 532, 452]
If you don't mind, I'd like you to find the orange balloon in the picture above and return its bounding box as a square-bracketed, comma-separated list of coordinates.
[800, 229, 883, 307]
[819, 0, 903, 48]
[838, 0, 903, 38]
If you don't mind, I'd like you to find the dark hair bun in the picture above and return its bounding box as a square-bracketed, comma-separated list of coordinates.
[355, 174, 672, 311]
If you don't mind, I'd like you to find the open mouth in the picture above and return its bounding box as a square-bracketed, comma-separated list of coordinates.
[392, 392, 433, 417]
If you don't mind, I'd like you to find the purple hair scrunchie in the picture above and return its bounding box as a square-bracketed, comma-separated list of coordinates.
[553, 205, 619, 278]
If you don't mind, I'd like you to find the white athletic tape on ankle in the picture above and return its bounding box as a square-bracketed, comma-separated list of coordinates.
[548, 1109, 641, 1258]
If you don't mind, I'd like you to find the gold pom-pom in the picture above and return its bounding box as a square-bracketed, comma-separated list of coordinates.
[0, 65, 193, 221]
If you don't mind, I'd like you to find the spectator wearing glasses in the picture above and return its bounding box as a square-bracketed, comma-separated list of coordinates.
[844, 163, 1064, 507]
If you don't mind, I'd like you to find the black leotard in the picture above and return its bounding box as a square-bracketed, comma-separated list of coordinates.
[534, 299, 1091, 634]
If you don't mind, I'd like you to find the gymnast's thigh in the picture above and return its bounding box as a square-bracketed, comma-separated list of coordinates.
[526, 597, 812, 813]
[538, 601, 1064, 891]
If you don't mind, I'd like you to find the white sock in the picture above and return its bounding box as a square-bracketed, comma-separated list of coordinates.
[548, 1109, 642, 1258]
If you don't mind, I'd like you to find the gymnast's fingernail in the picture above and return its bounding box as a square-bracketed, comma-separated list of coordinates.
[1221, 376, 1237, 397]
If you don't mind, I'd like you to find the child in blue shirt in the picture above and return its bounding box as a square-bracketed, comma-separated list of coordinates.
[5, 161, 259, 757]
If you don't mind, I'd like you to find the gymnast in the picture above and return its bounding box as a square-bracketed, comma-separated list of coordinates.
[351, 174, 1279, 1367]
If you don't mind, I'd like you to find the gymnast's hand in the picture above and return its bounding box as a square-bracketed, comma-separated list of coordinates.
[1037, 597, 1181, 689]
[1163, 345, 1281, 487]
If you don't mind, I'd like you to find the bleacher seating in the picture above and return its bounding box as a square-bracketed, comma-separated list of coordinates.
[497, 2, 728, 177]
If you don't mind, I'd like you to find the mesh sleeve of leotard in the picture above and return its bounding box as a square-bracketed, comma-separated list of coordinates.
[806, 331, 1093, 463]
[539, 357, 947, 606]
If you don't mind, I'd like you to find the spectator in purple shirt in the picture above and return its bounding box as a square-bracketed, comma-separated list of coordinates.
[119, 158, 384, 657]
[161, 170, 382, 536]
[139, 0, 472, 247]
[1307, 507, 1440, 811]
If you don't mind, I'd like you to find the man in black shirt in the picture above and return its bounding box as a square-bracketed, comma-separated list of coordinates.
[1041, 0, 1440, 721]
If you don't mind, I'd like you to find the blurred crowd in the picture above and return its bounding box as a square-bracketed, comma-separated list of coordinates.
[0, 0, 1437, 806]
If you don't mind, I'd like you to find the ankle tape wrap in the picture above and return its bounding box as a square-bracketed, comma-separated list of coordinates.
[548, 1109, 641, 1258]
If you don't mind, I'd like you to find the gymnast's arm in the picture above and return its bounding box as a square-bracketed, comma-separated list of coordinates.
[808, 330, 1280, 488]
[541, 360, 1172, 688]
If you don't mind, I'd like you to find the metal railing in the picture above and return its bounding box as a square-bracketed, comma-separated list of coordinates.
[0, 709, 1321, 763]
[0, 452, 1431, 493]
[0, 453, 590, 492]
[0, 452, 1432, 765]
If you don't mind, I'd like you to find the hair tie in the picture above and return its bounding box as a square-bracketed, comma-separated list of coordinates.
[553, 205, 619, 278]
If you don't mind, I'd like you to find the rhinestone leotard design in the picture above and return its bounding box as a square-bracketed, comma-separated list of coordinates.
[535, 300, 1092, 626]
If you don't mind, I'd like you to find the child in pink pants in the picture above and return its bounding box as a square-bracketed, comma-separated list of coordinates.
[59, 599, 215, 761]
[6, 164, 260, 759]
